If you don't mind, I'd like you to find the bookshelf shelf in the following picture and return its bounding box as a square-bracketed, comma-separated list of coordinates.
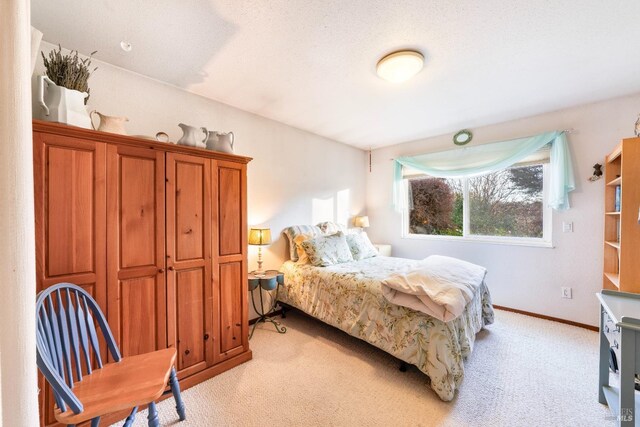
[604, 272, 620, 288]
[605, 240, 620, 249]
[606, 177, 621, 186]
[602, 138, 640, 293]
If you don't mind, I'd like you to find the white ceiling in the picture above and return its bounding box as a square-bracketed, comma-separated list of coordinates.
[32, 0, 640, 149]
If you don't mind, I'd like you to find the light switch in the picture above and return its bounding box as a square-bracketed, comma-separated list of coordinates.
[562, 221, 573, 233]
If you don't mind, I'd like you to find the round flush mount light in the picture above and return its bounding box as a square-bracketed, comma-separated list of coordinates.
[376, 50, 424, 83]
[120, 41, 132, 52]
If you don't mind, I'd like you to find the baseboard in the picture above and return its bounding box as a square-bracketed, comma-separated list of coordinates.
[493, 304, 598, 331]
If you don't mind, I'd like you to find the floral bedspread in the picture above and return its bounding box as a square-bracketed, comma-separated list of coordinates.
[278, 256, 494, 401]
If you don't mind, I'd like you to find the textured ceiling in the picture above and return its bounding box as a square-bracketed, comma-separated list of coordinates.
[32, 0, 640, 148]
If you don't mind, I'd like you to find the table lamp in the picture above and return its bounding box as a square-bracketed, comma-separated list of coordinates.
[248, 227, 271, 276]
[354, 216, 370, 228]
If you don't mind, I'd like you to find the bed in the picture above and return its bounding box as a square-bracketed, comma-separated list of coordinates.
[277, 255, 494, 401]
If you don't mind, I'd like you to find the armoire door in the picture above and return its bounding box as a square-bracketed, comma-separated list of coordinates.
[166, 153, 213, 377]
[106, 144, 167, 358]
[213, 160, 249, 363]
[33, 131, 107, 427]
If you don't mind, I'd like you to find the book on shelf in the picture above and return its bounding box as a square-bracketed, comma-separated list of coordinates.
[615, 185, 621, 212]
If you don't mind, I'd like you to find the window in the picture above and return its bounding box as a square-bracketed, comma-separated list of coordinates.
[405, 162, 551, 245]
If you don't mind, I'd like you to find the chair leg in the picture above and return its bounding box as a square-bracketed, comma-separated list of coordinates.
[169, 367, 186, 421]
[147, 401, 159, 427]
[123, 406, 138, 427]
[90, 417, 100, 427]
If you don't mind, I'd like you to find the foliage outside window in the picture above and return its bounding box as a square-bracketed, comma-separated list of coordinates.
[409, 177, 463, 236]
[406, 163, 549, 243]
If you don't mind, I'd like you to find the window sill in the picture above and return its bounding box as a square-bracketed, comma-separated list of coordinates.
[402, 233, 554, 248]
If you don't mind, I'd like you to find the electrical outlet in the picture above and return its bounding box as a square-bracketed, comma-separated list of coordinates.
[561, 287, 572, 299]
[562, 221, 573, 233]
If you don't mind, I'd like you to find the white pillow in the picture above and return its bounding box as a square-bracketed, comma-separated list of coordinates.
[316, 221, 347, 234]
[345, 232, 378, 260]
[283, 225, 322, 261]
[301, 232, 354, 267]
[293, 233, 315, 264]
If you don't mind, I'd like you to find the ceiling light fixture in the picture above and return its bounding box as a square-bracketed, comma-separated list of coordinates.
[120, 41, 132, 52]
[376, 50, 424, 83]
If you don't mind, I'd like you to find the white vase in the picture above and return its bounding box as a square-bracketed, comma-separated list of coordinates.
[204, 130, 235, 153]
[37, 75, 92, 129]
[177, 123, 208, 148]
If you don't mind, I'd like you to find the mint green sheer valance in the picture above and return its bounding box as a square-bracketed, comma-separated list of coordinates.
[393, 131, 575, 211]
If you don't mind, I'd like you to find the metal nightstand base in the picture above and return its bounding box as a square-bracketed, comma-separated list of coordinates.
[249, 315, 287, 339]
[249, 270, 287, 339]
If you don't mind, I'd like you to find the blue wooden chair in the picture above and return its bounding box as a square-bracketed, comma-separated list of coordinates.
[36, 283, 186, 427]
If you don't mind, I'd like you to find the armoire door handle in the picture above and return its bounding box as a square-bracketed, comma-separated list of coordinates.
[158, 268, 165, 274]
[168, 266, 175, 271]
[204, 334, 209, 340]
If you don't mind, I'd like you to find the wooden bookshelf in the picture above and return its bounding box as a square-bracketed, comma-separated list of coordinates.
[603, 137, 640, 292]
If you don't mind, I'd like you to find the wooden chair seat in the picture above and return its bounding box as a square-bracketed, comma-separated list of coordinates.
[55, 348, 177, 425]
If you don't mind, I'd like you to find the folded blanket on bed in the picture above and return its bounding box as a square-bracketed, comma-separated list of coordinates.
[381, 255, 487, 322]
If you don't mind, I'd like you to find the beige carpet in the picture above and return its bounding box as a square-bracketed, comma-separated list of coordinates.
[116, 309, 614, 427]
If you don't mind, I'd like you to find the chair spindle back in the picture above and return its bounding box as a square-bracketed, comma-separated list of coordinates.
[36, 283, 121, 415]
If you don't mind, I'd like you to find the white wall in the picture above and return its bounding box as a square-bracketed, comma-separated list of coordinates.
[366, 93, 640, 327]
[34, 42, 367, 319]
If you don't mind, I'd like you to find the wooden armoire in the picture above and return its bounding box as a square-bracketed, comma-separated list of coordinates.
[33, 120, 252, 426]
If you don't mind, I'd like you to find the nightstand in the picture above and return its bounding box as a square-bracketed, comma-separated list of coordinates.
[373, 244, 392, 256]
[248, 269, 287, 338]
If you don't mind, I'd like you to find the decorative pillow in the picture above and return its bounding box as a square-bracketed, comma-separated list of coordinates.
[345, 232, 378, 260]
[293, 233, 315, 264]
[301, 232, 353, 267]
[316, 221, 347, 234]
[283, 225, 322, 261]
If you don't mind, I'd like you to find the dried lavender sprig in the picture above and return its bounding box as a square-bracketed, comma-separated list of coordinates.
[41, 44, 97, 104]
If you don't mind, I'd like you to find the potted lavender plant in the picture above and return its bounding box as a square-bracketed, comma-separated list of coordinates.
[37, 45, 97, 129]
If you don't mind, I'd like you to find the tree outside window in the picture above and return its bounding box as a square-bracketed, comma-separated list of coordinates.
[407, 164, 546, 240]
[408, 177, 462, 236]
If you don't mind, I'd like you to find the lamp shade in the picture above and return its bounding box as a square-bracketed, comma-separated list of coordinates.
[248, 228, 272, 245]
[354, 216, 370, 228]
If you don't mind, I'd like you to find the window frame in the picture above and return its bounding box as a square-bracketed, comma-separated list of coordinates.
[401, 163, 553, 248]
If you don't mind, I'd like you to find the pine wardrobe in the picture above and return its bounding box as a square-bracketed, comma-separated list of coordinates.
[33, 120, 252, 426]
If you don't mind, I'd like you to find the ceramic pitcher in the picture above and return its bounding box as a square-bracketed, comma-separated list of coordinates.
[205, 131, 235, 154]
[90, 111, 129, 135]
[177, 123, 207, 148]
[38, 75, 91, 129]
